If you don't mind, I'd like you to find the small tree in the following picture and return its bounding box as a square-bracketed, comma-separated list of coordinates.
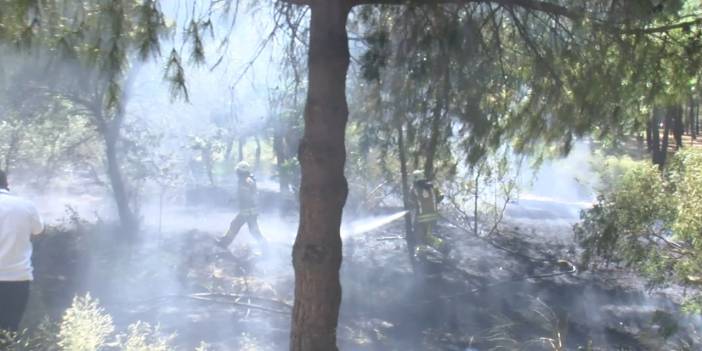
[576, 149, 702, 312]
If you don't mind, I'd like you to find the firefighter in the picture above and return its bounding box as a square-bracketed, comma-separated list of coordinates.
[0, 170, 44, 332]
[409, 170, 445, 258]
[217, 161, 267, 249]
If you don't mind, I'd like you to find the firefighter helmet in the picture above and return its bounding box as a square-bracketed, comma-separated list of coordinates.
[235, 161, 251, 173]
[412, 170, 425, 182]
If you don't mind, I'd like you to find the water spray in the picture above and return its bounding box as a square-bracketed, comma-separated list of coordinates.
[341, 211, 408, 239]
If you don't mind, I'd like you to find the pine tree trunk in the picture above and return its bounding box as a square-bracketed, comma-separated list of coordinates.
[397, 123, 415, 267]
[255, 135, 261, 171]
[659, 108, 672, 168]
[689, 96, 697, 140]
[473, 166, 482, 237]
[673, 105, 684, 150]
[238, 136, 245, 161]
[105, 128, 137, 232]
[650, 109, 662, 166]
[273, 134, 289, 194]
[290, 1, 350, 350]
[696, 99, 700, 136]
[645, 120, 652, 151]
[225, 139, 234, 161]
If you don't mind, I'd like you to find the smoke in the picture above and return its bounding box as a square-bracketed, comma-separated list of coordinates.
[505, 140, 596, 232]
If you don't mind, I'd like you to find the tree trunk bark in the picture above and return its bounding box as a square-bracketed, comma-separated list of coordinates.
[255, 135, 261, 171]
[659, 108, 672, 168]
[689, 96, 697, 140]
[290, 1, 350, 350]
[105, 130, 137, 231]
[238, 136, 245, 161]
[650, 109, 662, 166]
[274, 134, 290, 194]
[225, 138, 235, 161]
[673, 105, 684, 150]
[397, 123, 415, 267]
[204, 146, 215, 186]
[645, 120, 652, 151]
[473, 165, 482, 237]
[696, 98, 700, 137]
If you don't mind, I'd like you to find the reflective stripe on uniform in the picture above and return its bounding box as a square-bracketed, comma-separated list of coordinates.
[417, 212, 440, 223]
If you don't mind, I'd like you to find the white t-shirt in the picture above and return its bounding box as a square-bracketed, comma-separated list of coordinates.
[0, 189, 44, 281]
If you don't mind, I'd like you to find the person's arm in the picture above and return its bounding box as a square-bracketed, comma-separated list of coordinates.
[435, 187, 444, 203]
[247, 177, 257, 194]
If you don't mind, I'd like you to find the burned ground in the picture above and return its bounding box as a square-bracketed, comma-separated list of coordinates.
[21, 200, 701, 350]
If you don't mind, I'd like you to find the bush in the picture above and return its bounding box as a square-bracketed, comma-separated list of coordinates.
[1, 294, 182, 351]
[58, 294, 115, 351]
[575, 148, 702, 311]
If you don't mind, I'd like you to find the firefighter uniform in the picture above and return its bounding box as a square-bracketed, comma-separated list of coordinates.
[409, 171, 444, 258]
[218, 162, 267, 248]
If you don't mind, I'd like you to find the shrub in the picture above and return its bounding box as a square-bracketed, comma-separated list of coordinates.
[575, 149, 702, 311]
[58, 294, 115, 351]
[1, 293, 186, 351]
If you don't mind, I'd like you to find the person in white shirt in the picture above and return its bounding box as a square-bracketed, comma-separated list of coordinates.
[0, 170, 43, 332]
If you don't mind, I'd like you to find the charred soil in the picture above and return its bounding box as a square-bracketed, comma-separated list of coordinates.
[23, 211, 701, 350]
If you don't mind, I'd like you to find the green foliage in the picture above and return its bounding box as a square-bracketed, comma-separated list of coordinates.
[0, 293, 184, 351]
[116, 322, 174, 351]
[576, 148, 702, 311]
[58, 294, 115, 351]
[352, 1, 702, 173]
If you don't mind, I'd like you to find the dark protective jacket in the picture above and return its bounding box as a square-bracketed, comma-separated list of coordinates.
[237, 173, 258, 216]
[410, 181, 441, 223]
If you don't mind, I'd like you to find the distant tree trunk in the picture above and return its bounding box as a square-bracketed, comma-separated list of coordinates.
[103, 119, 137, 231]
[202, 145, 216, 186]
[473, 165, 482, 237]
[645, 121, 652, 151]
[274, 134, 290, 194]
[697, 99, 700, 137]
[254, 135, 261, 171]
[238, 136, 245, 161]
[650, 109, 662, 167]
[412, 117, 425, 172]
[397, 123, 415, 267]
[224, 138, 235, 161]
[290, 1, 350, 350]
[657, 108, 672, 168]
[673, 105, 684, 150]
[690, 96, 697, 140]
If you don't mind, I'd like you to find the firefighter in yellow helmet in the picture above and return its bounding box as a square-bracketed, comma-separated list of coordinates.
[217, 161, 267, 249]
[409, 170, 444, 259]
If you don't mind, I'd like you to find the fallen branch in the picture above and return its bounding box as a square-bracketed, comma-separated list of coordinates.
[189, 292, 292, 308]
[132, 293, 293, 315]
[376, 236, 404, 241]
[188, 293, 291, 315]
